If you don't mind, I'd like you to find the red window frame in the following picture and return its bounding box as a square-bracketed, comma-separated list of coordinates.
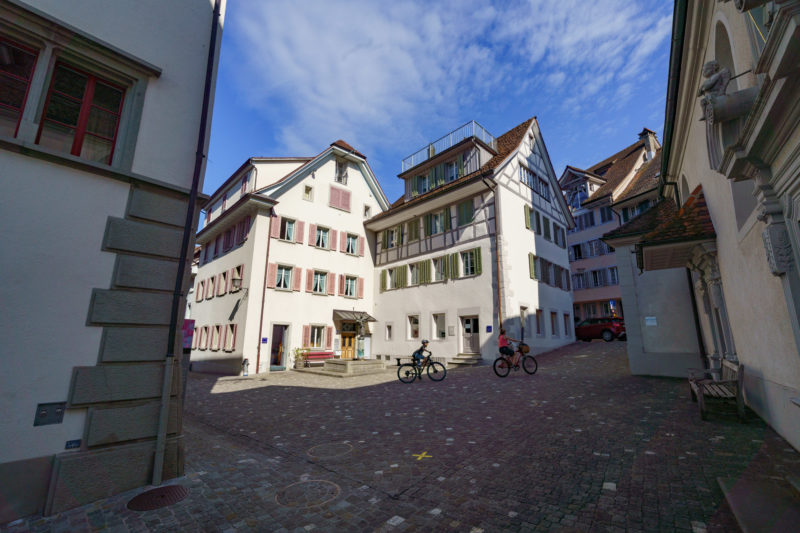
[36, 62, 125, 165]
[0, 37, 39, 138]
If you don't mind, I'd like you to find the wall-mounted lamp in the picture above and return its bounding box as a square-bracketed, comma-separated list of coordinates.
[232, 277, 248, 296]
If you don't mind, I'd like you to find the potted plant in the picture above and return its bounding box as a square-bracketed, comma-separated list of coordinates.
[293, 347, 308, 369]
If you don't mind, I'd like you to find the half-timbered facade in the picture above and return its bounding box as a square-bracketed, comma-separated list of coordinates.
[367, 119, 575, 364]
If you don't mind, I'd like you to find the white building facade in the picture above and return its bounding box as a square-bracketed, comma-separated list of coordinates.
[0, 0, 224, 522]
[367, 119, 575, 363]
[190, 141, 390, 375]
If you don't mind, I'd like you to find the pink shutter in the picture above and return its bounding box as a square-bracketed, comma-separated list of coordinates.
[292, 267, 302, 291]
[266, 263, 277, 288]
[302, 325, 310, 347]
[270, 215, 281, 238]
[195, 281, 203, 302]
[340, 232, 347, 252]
[329, 187, 340, 208]
[308, 223, 316, 246]
[327, 273, 335, 295]
[325, 326, 333, 349]
[339, 274, 345, 296]
[358, 236, 365, 256]
[192, 328, 198, 349]
[330, 230, 338, 251]
[227, 269, 233, 292]
[295, 221, 304, 243]
[306, 269, 313, 292]
[341, 190, 351, 212]
[357, 277, 364, 299]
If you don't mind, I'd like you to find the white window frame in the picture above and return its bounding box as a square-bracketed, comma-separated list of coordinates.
[346, 234, 358, 254]
[280, 218, 295, 241]
[409, 263, 419, 286]
[433, 257, 445, 282]
[312, 270, 327, 294]
[344, 275, 357, 297]
[432, 313, 446, 340]
[276, 265, 292, 290]
[408, 314, 420, 340]
[315, 227, 329, 249]
[304, 185, 313, 201]
[309, 325, 325, 348]
[461, 250, 476, 276]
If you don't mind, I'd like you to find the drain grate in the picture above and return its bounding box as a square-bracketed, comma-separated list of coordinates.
[275, 480, 340, 508]
[307, 442, 353, 459]
[127, 485, 188, 511]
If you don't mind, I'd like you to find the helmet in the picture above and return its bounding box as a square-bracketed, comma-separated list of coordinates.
[421, 339, 429, 344]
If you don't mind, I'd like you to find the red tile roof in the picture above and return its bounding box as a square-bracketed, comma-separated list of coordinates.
[331, 140, 366, 159]
[615, 149, 662, 203]
[641, 185, 716, 245]
[367, 117, 535, 222]
[582, 140, 646, 206]
[602, 198, 677, 241]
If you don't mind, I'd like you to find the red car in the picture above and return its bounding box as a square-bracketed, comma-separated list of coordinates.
[575, 317, 626, 342]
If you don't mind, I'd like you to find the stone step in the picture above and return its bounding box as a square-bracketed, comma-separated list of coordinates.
[718, 476, 800, 533]
[448, 354, 482, 366]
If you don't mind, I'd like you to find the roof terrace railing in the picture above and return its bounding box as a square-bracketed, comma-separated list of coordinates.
[401, 120, 496, 173]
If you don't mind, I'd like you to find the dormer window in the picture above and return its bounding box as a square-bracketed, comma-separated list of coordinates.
[335, 159, 348, 184]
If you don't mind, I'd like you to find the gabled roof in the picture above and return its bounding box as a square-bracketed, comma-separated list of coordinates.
[641, 185, 715, 246]
[254, 141, 390, 210]
[582, 139, 647, 206]
[614, 148, 662, 203]
[602, 198, 677, 241]
[366, 117, 535, 222]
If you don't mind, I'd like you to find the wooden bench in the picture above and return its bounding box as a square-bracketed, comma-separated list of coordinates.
[305, 351, 335, 367]
[688, 359, 745, 421]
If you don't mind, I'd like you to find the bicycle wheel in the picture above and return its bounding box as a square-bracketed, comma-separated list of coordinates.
[522, 355, 538, 375]
[493, 357, 510, 377]
[426, 361, 447, 381]
[397, 364, 417, 384]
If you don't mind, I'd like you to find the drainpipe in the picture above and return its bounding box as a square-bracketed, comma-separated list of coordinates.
[255, 211, 275, 373]
[153, 0, 221, 486]
[481, 176, 503, 327]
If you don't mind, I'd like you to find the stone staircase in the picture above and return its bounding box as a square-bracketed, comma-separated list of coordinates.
[447, 353, 483, 367]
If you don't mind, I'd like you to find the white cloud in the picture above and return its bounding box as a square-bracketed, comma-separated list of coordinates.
[227, 0, 671, 158]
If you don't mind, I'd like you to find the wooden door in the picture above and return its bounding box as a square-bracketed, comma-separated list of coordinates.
[270, 325, 287, 368]
[341, 333, 355, 359]
[461, 316, 479, 353]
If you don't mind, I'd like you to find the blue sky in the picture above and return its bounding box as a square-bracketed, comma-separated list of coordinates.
[204, 0, 673, 203]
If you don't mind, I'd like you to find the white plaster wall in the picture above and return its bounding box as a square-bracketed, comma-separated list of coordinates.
[495, 173, 574, 353]
[259, 157, 381, 370]
[0, 152, 129, 462]
[190, 207, 267, 374]
[663, 0, 800, 448]
[25, 0, 225, 189]
[372, 240, 495, 361]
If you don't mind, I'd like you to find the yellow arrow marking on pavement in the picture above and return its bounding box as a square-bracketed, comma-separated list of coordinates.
[412, 451, 432, 461]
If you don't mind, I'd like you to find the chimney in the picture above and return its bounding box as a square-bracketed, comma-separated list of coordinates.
[638, 128, 660, 161]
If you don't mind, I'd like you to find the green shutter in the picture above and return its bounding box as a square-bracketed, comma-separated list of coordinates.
[382, 230, 388, 249]
[457, 154, 464, 177]
[396, 224, 403, 246]
[524, 204, 531, 229]
[442, 207, 451, 231]
[380, 269, 387, 291]
[436, 164, 444, 186]
[442, 255, 450, 279]
[474, 247, 482, 275]
[528, 253, 535, 279]
[533, 256, 540, 280]
[411, 177, 418, 197]
[424, 214, 432, 237]
[400, 265, 408, 288]
[450, 252, 459, 279]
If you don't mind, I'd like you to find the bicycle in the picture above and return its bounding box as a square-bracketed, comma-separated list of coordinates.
[397, 351, 447, 383]
[493, 342, 537, 377]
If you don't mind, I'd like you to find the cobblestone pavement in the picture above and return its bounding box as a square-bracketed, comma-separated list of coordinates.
[5, 342, 800, 532]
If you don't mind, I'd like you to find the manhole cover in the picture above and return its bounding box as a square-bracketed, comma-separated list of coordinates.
[127, 485, 188, 511]
[275, 480, 340, 508]
[307, 442, 353, 459]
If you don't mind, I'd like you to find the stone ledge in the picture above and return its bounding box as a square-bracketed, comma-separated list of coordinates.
[718, 476, 800, 533]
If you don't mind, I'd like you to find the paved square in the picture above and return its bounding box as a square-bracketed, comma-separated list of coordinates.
[4, 342, 799, 532]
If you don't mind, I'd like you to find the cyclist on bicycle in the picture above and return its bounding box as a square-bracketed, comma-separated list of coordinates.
[498, 328, 521, 366]
[413, 339, 430, 367]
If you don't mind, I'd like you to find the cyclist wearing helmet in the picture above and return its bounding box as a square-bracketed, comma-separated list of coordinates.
[413, 339, 430, 367]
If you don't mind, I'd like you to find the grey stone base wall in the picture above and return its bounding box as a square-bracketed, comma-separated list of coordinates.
[627, 350, 704, 378]
[0, 456, 53, 524]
